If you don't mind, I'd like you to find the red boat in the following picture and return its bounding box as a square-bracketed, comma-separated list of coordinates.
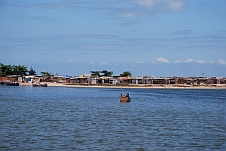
[120, 93, 131, 102]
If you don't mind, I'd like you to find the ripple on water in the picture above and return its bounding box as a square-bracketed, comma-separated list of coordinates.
[0, 86, 226, 150]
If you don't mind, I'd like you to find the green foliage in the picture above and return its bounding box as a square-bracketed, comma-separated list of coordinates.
[90, 71, 101, 77]
[101, 70, 113, 76]
[41, 71, 53, 77]
[28, 66, 36, 75]
[12, 65, 28, 76]
[90, 70, 113, 77]
[0, 63, 28, 76]
[0, 63, 12, 76]
[0, 63, 131, 77]
[120, 71, 132, 77]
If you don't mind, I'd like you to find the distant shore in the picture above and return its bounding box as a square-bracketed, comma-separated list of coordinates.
[19, 82, 226, 89]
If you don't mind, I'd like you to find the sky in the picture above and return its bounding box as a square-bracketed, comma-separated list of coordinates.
[0, 0, 226, 77]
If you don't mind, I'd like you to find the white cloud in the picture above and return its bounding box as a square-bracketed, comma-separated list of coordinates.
[175, 59, 208, 64]
[65, 60, 73, 63]
[136, 0, 155, 7]
[89, 61, 95, 65]
[197, 60, 205, 63]
[175, 60, 180, 63]
[135, 0, 186, 11]
[112, 0, 187, 18]
[166, 0, 186, 11]
[183, 59, 209, 64]
[100, 61, 108, 65]
[183, 58, 194, 63]
[136, 61, 145, 64]
[218, 59, 226, 65]
[156, 57, 170, 63]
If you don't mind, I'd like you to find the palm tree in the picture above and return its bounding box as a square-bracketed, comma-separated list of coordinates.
[90, 71, 101, 78]
[101, 70, 113, 76]
[41, 72, 52, 76]
[13, 65, 28, 76]
[120, 71, 132, 77]
[0, 63, 13, 76]
[0, 63, 28, 76]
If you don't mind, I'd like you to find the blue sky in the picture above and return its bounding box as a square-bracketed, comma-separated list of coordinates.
[1, 0, 226, 77]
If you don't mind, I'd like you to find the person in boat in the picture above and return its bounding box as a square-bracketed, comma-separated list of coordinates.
[126, 93, 129, 98]
[120, 94, 125, 98]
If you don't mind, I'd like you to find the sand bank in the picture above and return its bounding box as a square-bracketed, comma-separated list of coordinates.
[23, 82, 226, 89]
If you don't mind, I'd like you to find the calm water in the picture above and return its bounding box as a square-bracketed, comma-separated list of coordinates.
[0, 86, 225, 150]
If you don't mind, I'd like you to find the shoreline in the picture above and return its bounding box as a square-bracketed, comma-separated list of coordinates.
[19, 82, 226, 89]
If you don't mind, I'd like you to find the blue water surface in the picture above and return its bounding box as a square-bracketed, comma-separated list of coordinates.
[0, 86, 226, 150]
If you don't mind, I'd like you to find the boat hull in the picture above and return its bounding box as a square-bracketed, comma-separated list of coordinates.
[4, 82, 19, 86]
[120, 97, 131, 102]
[32, 84, 48, 87]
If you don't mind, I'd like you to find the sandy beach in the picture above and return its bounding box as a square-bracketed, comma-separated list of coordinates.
[19, 82, 226, 89]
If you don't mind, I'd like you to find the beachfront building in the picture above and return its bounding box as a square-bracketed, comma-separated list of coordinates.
[1, 74, 226, 86]
[116, 76, 226, 86]
[131, 76, 143, 84]
[154, 77, 167, 84]
[24, 75, 39, 83]
[68, 76, 79, 84]
[65, 74, 118, 85]
[91, 76, 118, 84]
[78, 74, 91, 84]
[118, 77, 130, 84]
[223, 78, 226, 84]
[50, 75, 64, 83]
[0, 75, 19, 83]
[109, 78, 118, 84]
[99, 76, 111, 84]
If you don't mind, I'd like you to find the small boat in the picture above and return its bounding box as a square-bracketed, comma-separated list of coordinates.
[32, 83, 47, 87]
[4, 82, 19, 86]
[120, 93, 131, 102]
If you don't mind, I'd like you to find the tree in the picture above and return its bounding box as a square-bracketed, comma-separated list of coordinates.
[90, 70, 113, 77]
[0, 63, 13, 76]
[120, 71, 132, 77]
[90, 71, 101, 78]
[12, 65, 28, 76]
[101, 70, 113, 76]
[0, 63, 28, 76]
[41, 71, 52, 77]
[28, 66, 36, 75]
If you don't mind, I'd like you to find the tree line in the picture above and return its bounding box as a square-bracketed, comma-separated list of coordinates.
[0, 63, 52, 77]
[0, 63, 35, 76]
[90, 70, 132, 77]
[0, 63, 132, 77]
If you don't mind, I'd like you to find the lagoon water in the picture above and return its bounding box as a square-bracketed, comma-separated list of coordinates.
[0, 86, 226, 150]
